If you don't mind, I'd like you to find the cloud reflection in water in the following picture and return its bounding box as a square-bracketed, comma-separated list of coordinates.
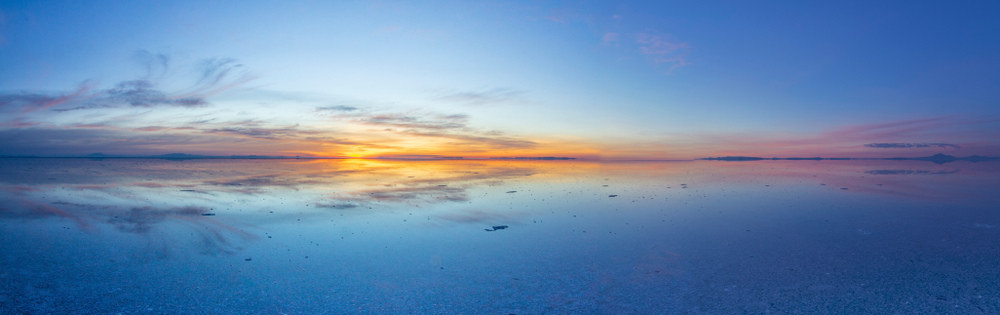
[2, 158, 999, 259]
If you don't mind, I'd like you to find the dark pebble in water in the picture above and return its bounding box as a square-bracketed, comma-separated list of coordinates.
[485, 225, 509, 232]
[609, 195, 618, 197]
[201, 213, 216, 216]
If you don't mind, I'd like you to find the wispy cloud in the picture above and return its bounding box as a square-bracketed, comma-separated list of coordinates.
[104, 79, 207, 107]
[399, 130, 537, 149]
[864, 142, 961, 149]
[5, 199, 255, 255]
[0, 10, 6, 46]
[433, 209, 519, 225]
[635, 33, 690, 72]
[0, 52, 253, 116]
[204, 121, 321, 141]
[668, 116, 1000, 159]
[0, 81, 97, 114]
[363, 113, 468, 130]
[436, 88, 526, 106]
[0, 128, 217, 156]
[1, 53, 552, 157]
[320, 107, 538, 151]
[864, 169, 960, 175]
[316, 105, 359, 111]
[601, 32, 620, 45]
[323, 163, 539, 206]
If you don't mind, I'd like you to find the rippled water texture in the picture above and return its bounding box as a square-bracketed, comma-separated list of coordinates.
[2, 158, 999, 313]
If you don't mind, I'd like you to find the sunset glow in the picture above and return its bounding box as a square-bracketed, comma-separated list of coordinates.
[2, 2, 998, 159]
[4, 2, 1000, 313]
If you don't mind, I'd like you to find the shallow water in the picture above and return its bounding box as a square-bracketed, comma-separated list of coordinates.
[1, 158, 999, 313]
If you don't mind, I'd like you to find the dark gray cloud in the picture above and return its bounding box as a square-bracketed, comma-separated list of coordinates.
[1, 198, 254, 255]
[195, 58, 242, 88]
[402, 130, 537, 149]
[134, 50, 172, 79]
[316, 105, 359, 111]
[0, 93, 60, 108]
[200, 121, 387, 147]
[0, 128, 221, 156]
[206, 125, 316, 141]
[362, 113, 468, 130]
[0, 53, 252, 114]
[437, 87, 525, 106]
[323, 165, 538, 206]
[864, 169, 961, 175]
[314, 203, 360, 209]
[0, 81, 95, 113]
[864, 142, 961, 149]
[106, 206, 207, 234]
[51, 104, 114, 112]
[433, 209, 518, 224]
[367, 185, 469, 202]
[105, 80, 207, 107]
[204, 174, 324, 191]
[317, 107, 537, 150]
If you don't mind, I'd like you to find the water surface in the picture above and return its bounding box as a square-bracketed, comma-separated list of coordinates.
[2, 158, 999, 313]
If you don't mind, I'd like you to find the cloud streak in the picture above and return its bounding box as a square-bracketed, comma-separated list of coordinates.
[0, 52, 253, 116]
[0, 81, 97, 114]
[316, 105, 359, 112]
[436, 88, 526, 106]
[635, 33, 691, 72]
[864, 142, 961, 149]
[320, 107, 539, 152]
[664, 116, 1000, 159]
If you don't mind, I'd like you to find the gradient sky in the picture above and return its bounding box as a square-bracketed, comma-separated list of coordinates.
[1, 1, 999, 159]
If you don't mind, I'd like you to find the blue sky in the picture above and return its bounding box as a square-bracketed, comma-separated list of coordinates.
[1, 1, 999, 158]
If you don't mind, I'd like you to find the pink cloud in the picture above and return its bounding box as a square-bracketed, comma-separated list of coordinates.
[688, 116, 1000, 158]
[601, 32, 620, 45]
[635, 33, 691, 72]
[17, 81, 96, 114]
[21, 200, 91, 230]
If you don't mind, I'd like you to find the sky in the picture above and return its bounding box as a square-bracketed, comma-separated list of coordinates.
[1, 0, 999, 159]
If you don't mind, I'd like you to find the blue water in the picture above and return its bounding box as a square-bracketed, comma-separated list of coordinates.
[1, 158, 999, 313]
